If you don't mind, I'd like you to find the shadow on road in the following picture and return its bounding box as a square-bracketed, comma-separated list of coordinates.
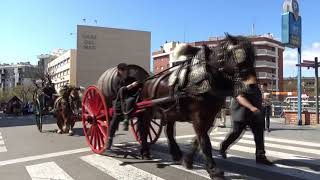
[0, 114, 56, 128]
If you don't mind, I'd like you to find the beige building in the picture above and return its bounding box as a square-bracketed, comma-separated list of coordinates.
[47, 50, 76, 91]
[47, 25, 151, 91]
[76, 25, 151, 87]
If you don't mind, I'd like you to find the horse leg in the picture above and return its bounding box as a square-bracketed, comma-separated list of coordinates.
[165, 118, 182, 163]
[182, 136, 199, 169]
[69, 117, 76, 135]
[56, 115, 63, 134]
[193, 111, 224, 180]
[67, 116, 74, 136]
[139, 112, 150, 159]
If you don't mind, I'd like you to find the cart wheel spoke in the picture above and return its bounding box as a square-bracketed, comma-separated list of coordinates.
[82, 86, 109, 154]
[90, 126, 95, 144]
[150, 125, 157, 137]
[96, 114, 105, 120]
[151, 119, 161, 127]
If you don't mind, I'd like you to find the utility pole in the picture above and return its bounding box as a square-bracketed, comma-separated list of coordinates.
[300, 57, 319, 124]
[315, 57, 319, 124]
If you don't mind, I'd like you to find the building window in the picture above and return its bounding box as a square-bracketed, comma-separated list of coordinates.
[271, 58, 276, 63]
[160, 66, 164, 70]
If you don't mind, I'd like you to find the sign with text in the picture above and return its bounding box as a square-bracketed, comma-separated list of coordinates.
[282, 0, 301, 48]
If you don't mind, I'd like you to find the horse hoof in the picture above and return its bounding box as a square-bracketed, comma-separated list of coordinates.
[141, 150, 152, 160]
[182, 158, 193, 169]
[57, 130, 62, 134]
[68, 130, 74, 136]
[208, 168, 225, 180]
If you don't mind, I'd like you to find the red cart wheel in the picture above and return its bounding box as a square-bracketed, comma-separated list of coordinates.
[130, 111, 163, 144]
[82, 86, 109, 154]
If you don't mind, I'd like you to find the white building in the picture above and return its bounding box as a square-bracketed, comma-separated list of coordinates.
[0, 62, 38, 91]
[47, 49, 76, 91]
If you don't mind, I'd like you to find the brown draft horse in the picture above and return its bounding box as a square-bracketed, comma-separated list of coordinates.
[140, 34, 256, 180]
[55, 87, 82, 136]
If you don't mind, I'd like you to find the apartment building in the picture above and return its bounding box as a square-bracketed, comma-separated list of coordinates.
[153, 34, 285, 91]
[0, 62, 38, 91]
[47, 50, 76, 91]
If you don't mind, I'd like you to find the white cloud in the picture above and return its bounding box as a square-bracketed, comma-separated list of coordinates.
[283, 42, 320, 77]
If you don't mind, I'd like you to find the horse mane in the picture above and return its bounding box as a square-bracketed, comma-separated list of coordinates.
[173, 44, 200, 61]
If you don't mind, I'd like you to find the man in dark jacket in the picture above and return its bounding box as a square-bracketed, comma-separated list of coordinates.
[107, 63, 143, 150]
[220, 71, 273, 165]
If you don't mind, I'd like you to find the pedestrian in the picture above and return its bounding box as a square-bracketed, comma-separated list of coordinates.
[220, 70, 273, 165]
[261, 83, 272, 132]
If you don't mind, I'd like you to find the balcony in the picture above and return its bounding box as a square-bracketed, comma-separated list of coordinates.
[255, 60, 276, 68]
[257, 72, 278, 80]
[256, 49, 276, 57]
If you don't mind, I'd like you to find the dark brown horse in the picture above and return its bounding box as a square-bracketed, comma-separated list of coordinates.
[55, 86, 82, 135]
[140, 34, 256, 179]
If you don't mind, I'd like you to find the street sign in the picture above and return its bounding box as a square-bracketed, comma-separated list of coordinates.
[282, 0, 301, 48]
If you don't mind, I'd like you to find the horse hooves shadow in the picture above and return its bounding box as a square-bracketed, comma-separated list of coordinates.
[41, 129, 59, 134]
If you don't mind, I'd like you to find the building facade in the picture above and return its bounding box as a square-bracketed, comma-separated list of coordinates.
[76, 25, 151, 87]
[47, 50, 76, 91]
[0, 62, 38, 91]
[37, 49, 67, 75]
[152, 34, 285, 91]
[283, 77, 318, 96]
[46, 25, 151, 91]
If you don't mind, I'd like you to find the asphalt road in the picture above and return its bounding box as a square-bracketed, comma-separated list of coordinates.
[0, 114, 319, 180]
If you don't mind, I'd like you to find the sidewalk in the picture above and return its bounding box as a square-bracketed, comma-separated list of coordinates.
[215, 116, 320, 143]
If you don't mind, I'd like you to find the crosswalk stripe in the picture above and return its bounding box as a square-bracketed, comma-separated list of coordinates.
[157, 132, 227, 142]
[26, 161, 73, 180]
[81, 154, 165, 180]
[210, 141, 320, 167]
[0, 146, 7, 152]
[152, 151, 253, 180]
[212, 136, 320, 157]
[211, 131, 320, 148]
[0, 148, 90, 166]
[212, 153, 320, 180]
[242, 134, 320, 148]
[0, 140, 4, 145]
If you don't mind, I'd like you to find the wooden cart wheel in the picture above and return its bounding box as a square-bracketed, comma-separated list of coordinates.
[130, 111, 163, 144]
[82, 86, 109, 154]
[34, 99, 43, 132]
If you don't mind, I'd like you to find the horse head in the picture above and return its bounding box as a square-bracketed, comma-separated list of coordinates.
[211, 33, 256, 80]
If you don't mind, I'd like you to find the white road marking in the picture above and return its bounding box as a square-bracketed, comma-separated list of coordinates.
[152, 151, 252, 180]
[213, 136, 320, 157]
[213, 153, 320, 180]
[210, 141, 320, 167]
[81, 154, 165, 180]
[0, 132, 7, 152]
[157, 131, 227, 142]
[0, 146, 7, 152]
[242, 134, 320, 148]
[0, 148, 90, 166]
[26, 161, 74, 180]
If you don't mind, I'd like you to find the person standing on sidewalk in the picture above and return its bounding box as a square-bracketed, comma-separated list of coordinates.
[220, 70, 273, 165]
[261, 83, 272, 132]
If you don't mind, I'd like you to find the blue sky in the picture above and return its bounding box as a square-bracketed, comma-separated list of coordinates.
[0, 0, 319, 76]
